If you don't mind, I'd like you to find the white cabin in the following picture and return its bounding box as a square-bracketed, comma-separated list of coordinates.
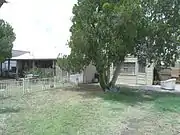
[83, 56, 154, 85]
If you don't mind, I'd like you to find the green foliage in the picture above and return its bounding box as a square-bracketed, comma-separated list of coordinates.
[26, 68, 53, 78]
[26, 68, 43, 77]
[61, 0, 180, 90]
[61, 0, 141, 72]
[72, 0, 142, 69]
[135, 0, 180, 67]
[58, 53, 89, 73]
[57, 55, 70, 72]
[0, 19, 16, 62]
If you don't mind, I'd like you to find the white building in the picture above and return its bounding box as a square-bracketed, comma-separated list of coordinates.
[0, 50, 29, 77]
[83, 56, 154, 85]
[109, 56, 154, 85]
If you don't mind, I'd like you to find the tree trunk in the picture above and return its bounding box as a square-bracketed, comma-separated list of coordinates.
[106, 68, 110, 84]
[0, 62, 2, 77]
[99, 71, 108, 91]
[104, 69, 109, 85]
[109, 62, 122, 87]
[98, 63, 121, 91]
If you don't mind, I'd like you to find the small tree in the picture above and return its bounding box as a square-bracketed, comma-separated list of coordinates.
[0, 20, 16, 62]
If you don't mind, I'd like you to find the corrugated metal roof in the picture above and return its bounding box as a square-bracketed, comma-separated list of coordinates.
[11, 52, 59, 60]
[12, 50, 30, 57]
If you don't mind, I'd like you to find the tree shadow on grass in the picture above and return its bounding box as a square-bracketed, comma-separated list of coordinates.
[62, 84, 180, 112]
[0, 96, 12, 100]
[0, 107, 21, 114]
[0, 96, 21, 114]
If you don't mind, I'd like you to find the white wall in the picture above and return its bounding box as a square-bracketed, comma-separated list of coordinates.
[83, 57, 154, 85]
[112, 57, 138, 85]
[146, 64, 154, 85]
[83, 64, 97, 83]
[70, 73, 84, 83]
[110, 57, 154, 86]
[1, 60, 17, 71]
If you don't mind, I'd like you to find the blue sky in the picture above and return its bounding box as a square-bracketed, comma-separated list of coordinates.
[0, 0, 77, 55]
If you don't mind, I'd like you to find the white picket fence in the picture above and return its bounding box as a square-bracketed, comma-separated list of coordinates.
[0, 76, 78, 98]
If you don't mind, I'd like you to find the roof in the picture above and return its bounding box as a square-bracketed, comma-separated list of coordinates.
[11, 52, 60, 60]
[12, 50, 30, 57]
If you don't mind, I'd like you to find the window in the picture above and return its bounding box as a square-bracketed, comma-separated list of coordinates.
[120, 62, 135, 75]
[138, 63, 146, 73]
[11, 67, 16, 73]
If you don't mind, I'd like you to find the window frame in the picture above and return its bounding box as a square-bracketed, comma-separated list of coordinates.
[138, 63, 146, 73]
[120, 62, 136, 75]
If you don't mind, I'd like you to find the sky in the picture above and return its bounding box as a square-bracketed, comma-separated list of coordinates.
[0, 0, 77, 56]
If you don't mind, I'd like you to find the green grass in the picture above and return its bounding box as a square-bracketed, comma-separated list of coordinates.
[1, 84, 180, 135]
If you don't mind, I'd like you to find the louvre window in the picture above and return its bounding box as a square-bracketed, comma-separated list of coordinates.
[120, 62, 135, 75]
[138, 63, 146, 73]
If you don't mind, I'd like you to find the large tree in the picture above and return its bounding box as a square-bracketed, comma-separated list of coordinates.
[0, 19, 16, 62]
[135, 0, 180, 68]
[0, 0, 8, 8]
[58, 0, 180, 91]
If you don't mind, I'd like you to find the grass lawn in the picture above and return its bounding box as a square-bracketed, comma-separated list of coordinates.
[1, 84, 180, 135]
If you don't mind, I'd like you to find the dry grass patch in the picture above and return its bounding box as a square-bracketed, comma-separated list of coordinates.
[0, 85, 180, 135]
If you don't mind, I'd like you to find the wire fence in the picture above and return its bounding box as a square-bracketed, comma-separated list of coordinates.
[0, 69, 86, 134]
[0, 76, 80, 134]
[0, 76, 78, 99]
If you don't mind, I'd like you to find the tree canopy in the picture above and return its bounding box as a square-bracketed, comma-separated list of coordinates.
[0, 0, 8, 8]
[135, 0, 180, 67]
[0, 19, 16, 62]
[58, 0, 180, 90]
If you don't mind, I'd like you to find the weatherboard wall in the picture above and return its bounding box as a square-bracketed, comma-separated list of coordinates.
[83, 57, 154, 85]
[110, 57, 154, 86]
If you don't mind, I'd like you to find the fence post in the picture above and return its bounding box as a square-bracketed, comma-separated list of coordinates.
[54, 76, 56, 88]
[6, 83, 9, 97]
[27, 78, 32, 93]
[41, 78, 44, 90]
[67, 72, 70, 82]
[76, 77, 79, 87]
[27, 79, 29, 93]
[22, 78, 25, 94]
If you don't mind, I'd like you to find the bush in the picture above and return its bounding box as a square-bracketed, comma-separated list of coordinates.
[25, 68, 54, 78]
